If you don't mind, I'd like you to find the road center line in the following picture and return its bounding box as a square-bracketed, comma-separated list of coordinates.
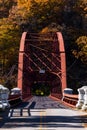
[39, 110, 46, 130]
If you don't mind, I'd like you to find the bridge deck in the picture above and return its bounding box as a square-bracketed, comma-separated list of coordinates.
[0, 96, 87, 130]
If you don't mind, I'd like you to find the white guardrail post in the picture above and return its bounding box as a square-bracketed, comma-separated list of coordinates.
[82, 86, 87, 111]
[11, 87, 22, 100]
[62, 88, 73, 101]
[63, 88, 73, 94]
[0, 84, 10, 110]
[76, 86, 85, 109]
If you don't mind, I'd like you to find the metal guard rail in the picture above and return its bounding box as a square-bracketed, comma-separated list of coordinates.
[8, 94, 22, 107]
[8, 93, 32, 107]
[51, 93, 62, 99]
[63, 93, 78, 107]
[8, 93, 78, 108]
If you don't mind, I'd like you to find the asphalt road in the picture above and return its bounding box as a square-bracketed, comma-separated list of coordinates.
[0, 96, 87, 130]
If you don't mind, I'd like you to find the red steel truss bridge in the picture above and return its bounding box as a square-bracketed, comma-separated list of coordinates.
[17, 32, 67, 99]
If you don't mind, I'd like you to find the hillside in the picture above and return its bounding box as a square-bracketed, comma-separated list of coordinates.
[0, 0, 87, 93]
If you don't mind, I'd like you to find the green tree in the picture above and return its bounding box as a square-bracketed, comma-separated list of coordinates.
[72, 36, 87, 64]
[11, 0, 65, 32]
[29, 0, 65, 31]
[0, 18, 20, 72]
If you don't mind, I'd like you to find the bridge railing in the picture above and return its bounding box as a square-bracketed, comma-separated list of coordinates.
[8, 94, 22, 107]
[51, 93, 62, 99]
[62, 93, 78, 107]
[8, 92, 79, 108]
[51, 92, 78, 107]
[8, 93, 32, 107]
[21, 93, 32, 101]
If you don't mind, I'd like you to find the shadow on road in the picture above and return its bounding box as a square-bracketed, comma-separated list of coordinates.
[28, 101, 36, 109]
[6, 101, 36, 118]
[0, 114, 87, 129]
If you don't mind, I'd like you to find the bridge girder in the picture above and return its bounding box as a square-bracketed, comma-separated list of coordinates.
[17, 32, 67, 99]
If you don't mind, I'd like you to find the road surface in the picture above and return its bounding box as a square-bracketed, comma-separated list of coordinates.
[0, 96, 87, 130]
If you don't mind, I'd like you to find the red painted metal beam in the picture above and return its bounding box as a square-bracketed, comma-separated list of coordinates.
[57, 32, 67, 91]
[17, 32, 67, 99]
[17, 32, 27, 91]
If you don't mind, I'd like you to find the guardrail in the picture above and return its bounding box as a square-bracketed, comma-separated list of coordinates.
[8, 92, 78, 108]
[51, 93, 62, 99]
[22, 93, 33, 101]
[8, 94, 22, 107]
[62, 93, 78, 107]
[51, 93, 78, 107]
[8, 93, 32, 107]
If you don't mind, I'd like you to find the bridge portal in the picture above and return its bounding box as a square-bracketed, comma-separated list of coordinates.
[17, 32, 67, 99]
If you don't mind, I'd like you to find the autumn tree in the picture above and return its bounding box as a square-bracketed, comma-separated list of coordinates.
[0, 0, 87, 89]
[0, 18, 20, 72]
[9, 0, 66, 32]
[72, 36, 87, 64]
[0, 0, 17, 18]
